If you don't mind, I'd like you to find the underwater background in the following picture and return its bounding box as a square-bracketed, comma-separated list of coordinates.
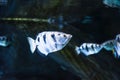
[1, 0, 120, 80]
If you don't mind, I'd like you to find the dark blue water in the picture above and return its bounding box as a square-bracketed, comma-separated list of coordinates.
[1, 0, 120, 80]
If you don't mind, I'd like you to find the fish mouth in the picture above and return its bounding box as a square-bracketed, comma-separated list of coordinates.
[69, 34, 72, 39]
[63, 34, 72, 46]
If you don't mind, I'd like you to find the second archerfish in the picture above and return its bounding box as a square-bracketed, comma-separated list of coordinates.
[75, 34, 120, 58]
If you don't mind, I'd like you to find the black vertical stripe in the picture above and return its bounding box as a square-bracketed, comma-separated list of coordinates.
[82, 46, 84, 49]
[91, 45, 94, 50]
[38, 37, 40, 42]
[55, 43, 57, 48]
[86, 45, 89, 52]
[51, 34, 56, 42]
[118, 37, 120, 42]
[43, 34, 46, 43]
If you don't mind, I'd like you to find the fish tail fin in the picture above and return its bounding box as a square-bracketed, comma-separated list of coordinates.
[102, 40, 114, 51]
[75, 46, 81, 55]
[27, 37, 36, 53]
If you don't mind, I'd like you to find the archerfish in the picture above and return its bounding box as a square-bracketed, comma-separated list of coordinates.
[27, 31, 72, 56]
[0, 36, 10, 47]
[75, 43, 103, 56]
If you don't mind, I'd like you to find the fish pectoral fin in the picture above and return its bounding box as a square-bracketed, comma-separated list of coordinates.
[27, 37, 36, 53]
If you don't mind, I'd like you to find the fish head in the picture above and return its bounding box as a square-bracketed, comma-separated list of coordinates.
[52, 32, 72, 50]
[113, 34, 120, 58]
[0, 36, 10, 47]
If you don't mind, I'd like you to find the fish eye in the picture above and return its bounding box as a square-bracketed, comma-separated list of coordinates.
[58, 34, 60, 35]
[63, 35, 66, 37]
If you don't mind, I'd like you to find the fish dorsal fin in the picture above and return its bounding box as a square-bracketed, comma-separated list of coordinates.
[27, 37, 36, 53]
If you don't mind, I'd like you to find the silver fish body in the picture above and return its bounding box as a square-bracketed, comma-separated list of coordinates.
[75, 43, 103, 56]
[27, 31, 72, 56]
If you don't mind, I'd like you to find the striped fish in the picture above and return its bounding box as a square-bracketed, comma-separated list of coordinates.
[27, 31, 72, 56]
[75, 43, 103, 56]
